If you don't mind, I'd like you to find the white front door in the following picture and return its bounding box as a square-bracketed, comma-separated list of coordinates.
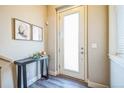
[59, 6, 85, 80]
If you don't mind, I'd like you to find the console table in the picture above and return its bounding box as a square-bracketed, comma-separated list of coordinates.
[14, 56, 49, 88]
[0, 67, 1, 88]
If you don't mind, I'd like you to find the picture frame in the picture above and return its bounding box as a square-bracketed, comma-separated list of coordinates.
[32, 25, 43, 41]
[14, 19, 31, 40]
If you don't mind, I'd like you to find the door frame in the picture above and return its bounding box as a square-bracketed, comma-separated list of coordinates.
[56, 5, 88, 82]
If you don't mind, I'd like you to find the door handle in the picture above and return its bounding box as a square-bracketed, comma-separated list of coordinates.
[81, 51, 84, 54]
[81, 47, 84, 50]
[81, 47, 84, 54]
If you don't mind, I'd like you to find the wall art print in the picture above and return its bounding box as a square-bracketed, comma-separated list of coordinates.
[14, 19, 31, 40]
[32, 25, 43, 41]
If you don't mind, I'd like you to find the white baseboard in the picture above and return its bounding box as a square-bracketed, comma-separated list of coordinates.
[49, 70, 58, 76]
[88, 80, 109, 88]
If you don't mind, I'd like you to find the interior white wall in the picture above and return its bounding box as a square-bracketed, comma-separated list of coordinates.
[109, 5, 124, 88]
[110, 59, 124, 87]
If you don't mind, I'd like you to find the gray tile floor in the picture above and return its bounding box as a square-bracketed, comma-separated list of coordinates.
[29, 75, 88, 88]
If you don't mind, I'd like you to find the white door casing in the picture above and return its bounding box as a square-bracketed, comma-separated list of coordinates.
[58, 6, 86, 80]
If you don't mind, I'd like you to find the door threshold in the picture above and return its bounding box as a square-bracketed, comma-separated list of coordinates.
[57, 74, 87, 83]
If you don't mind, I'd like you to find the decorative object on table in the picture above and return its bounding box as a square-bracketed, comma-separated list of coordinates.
[14, 18, 31, 40]
[40, 50, 47, 56]
[32, 25, 43, 41]
[32, 52, 41, 60]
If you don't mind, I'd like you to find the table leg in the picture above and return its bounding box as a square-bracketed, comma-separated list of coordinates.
[18, 65, 21, 88]
[46, 58, 49, 79]
[23, 65, 27, 88]
[0, 67, 1, 88]
[40, 60, 43, 78]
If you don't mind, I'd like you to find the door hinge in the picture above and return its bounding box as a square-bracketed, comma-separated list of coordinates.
[59, 14, 61, 20]
[59, 48, 60, 53]
[59, 64, 61, 69]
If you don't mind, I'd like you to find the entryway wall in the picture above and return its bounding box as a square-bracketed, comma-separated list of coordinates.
[0, 5, 48, 87]
[87, 6, 109, 87]
[47, 5, 109, 87]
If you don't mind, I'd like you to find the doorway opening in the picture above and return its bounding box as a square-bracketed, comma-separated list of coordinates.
[57, 6, 88, 81]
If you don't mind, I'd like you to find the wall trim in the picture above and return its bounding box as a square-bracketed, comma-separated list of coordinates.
[49, 70, 57, 76]
[88, 80, 109, 88]
[57, 5, 88, 82]
[56, 5, 80, 13]
[84, 5, 88, 81]
[0, 55, 14, 63]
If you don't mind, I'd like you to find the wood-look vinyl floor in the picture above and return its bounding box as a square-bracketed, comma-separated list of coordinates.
[29, 75, 88, 88]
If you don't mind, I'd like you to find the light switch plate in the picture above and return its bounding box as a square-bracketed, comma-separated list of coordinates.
[91, 43, 97, 48]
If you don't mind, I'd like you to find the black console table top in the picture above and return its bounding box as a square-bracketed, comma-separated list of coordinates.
[14, 56, 48, 65]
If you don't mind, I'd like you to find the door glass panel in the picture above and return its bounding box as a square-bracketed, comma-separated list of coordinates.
[64, 13, 79, 72]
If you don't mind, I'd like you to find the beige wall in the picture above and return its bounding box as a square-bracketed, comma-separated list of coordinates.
[47, 5, 109, 87]
[88, 5, 109, 86]
[0, 5, 47, 87]
[47, 6, 57, 73]
[0, 5, 47, 60]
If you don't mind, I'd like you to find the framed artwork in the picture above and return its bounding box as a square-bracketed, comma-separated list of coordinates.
[14, 19, 31, 40]
[32, 25, 43, 41]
